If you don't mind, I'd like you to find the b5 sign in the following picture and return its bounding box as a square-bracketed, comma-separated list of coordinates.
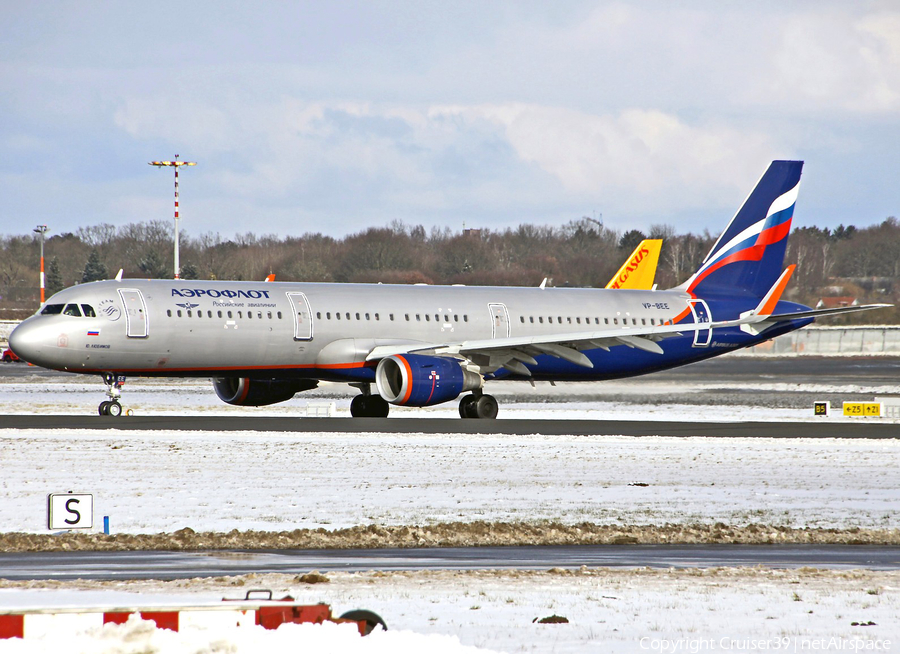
[48, 493, 93, 529]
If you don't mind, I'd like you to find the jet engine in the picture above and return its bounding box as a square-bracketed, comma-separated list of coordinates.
[212, 377, 318, 407]
[375, 354, 482, 407]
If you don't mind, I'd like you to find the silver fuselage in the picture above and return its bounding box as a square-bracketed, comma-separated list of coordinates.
[11, 279, 694, 380]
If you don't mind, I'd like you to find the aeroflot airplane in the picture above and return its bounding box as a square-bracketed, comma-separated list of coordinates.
[9, 161, 887, 418]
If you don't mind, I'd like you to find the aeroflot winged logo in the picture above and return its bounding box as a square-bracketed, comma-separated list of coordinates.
[175, 302, 200, 311]
[171, 289, 272, 299]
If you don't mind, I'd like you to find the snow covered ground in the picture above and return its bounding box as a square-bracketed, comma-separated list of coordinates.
[2, 429, 898, 534]
[1, 569, 898, 653]
[1, 371, 898, 653]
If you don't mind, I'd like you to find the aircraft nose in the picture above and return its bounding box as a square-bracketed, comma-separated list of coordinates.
[8, 320, 46, 366]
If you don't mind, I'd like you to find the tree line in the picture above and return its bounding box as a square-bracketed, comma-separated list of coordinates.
[1, 217, 898, 324]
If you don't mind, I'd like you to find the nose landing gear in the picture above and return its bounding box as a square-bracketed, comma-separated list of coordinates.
[99, 373, 127, 416]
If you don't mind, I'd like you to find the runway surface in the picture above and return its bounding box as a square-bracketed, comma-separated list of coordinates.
[0, 414, 897, 437]
[2, 545, 899, 581]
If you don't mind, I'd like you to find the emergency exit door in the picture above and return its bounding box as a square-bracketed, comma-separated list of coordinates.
[287, 292, 313, 340]
[688, 299, 712, 347]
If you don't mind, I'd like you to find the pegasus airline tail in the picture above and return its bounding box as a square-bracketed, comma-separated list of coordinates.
[8, 160, 890, 418]
[605, 239, 662, 290]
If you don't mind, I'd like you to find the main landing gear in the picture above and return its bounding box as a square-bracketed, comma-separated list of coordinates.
[350, 384, 390, 418]
[98, 373, 126, 417]
[458, 391, 499, 419]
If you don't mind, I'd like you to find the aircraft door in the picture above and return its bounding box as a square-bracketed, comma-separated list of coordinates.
[688, 299, 712, 347]
[488, 303, 510, 339]
[117, 288, 148, 338]
[287, 292, 314, 341]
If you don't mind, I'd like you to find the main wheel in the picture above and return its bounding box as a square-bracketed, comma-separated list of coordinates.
[351, 395, 390, 418]
[98, 401, 110, 416]
[366, 395, 390, 418]
[350, 394, 367, 417]
[107, 401, 123, 417]
[475, 394, 499, 419]
[459, 394, 478, 418]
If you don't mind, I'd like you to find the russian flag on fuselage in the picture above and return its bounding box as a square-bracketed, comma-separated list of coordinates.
[687, 160, 803, 300]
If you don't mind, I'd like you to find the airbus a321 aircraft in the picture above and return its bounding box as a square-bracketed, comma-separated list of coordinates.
[9, 161, 887, 418]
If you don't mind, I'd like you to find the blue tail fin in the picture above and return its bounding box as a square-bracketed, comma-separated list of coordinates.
[683, 160, 803, 299]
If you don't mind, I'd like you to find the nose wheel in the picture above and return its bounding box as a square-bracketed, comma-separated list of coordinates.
[99, 373, 128, 417]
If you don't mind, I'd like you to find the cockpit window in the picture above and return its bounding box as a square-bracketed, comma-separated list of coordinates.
[81, 305, 96, 317]
[63, 304, 82, 317]
[40, 304, 64, 315]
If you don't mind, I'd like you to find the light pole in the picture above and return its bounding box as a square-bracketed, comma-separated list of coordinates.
[33, 225, 48, 304]
[149, 155, 196, 279]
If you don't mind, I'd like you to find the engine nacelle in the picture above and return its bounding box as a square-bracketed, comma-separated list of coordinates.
[375, 354, 482, 407]
[212, 377, 318, 407]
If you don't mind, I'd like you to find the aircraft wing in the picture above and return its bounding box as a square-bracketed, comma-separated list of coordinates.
[365, 318, 740, 376]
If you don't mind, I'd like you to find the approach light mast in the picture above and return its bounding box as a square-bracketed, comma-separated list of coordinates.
[149, 155, 196, 279]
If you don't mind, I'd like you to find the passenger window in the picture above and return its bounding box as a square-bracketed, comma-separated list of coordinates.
[208, 311, 213, 318]
[454, 314, 459, 322]
[444, 315, 449, 322]
[576, 317, 581, 324]
[365, 313, 370, 320]
[604, 318, 609, 325]
[389, 314, 394, 321]
[375, 313, 379, 321]
[197, 311, 202, 318]
[650, 318, 655, 325]
[595, 318, 599, 324]
[520, 316, 525, 323]
[40, 304, 64, 315]
[425, 314, 430, 321]
[217, 311, 223, 318]
[227, 311, 233, 319]
[345, 312, 350, 320]
[82, 305, 96, 317]
[529, 317, 534, 323]
[277, 311, 282, 319]
[539, 317, 544, 324]
[237, 311, 242, 319]
[435, 314, 440, 322]
[167, 309, 172, 317]
[463, 315, 468, 322]
[267, 311, 272, 319]
[258, 312, 262, 319]
[416, 314, 421, 321]
[187, 310, 193, 318]
[316, 312, 321, 319]
[63, 304, 82, 317]
[356, 312, 360, 320]
[613, 318, 618, 325]
[642, 318, 646, 325]
[405, 314, 409, 321]
[336, 313, 341, 320]
[567, 317, 572, 324]
[327, 312, 331, 319]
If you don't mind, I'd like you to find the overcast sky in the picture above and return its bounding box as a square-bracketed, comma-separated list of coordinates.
[1, 1, 898, 240]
